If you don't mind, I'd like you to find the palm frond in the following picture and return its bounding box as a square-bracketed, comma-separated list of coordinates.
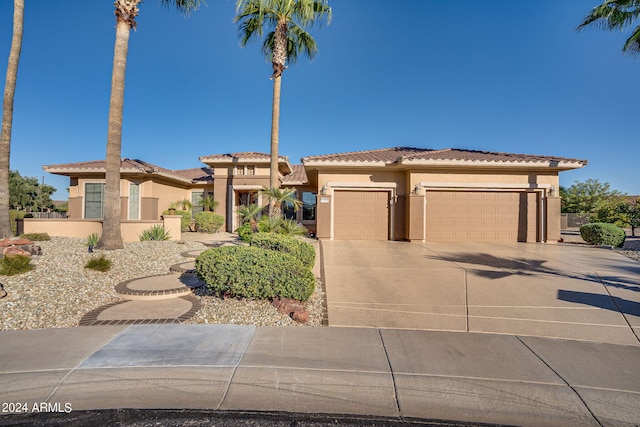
[159, 0, 205, 16]
[577, 0, 640, 56]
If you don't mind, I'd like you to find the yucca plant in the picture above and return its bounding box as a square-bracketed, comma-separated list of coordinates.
[85, 233, 100, 253]
[139, 225, 171, 241]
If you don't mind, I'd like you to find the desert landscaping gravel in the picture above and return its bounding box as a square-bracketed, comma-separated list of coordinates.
[0, 237, 325, 331]
[0, 232, 636, 331]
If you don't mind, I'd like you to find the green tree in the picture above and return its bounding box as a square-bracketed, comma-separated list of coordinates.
[259, 186, 302, 217]
[100, 0, 202, 250]
[578, 0, 640, 55]
[234, 0, 331, 209]
[561, 179, 623, 213]
[9, 171, 56, 211]
[0, 0, 24, 238]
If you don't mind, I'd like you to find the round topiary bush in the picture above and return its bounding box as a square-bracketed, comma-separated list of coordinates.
[194, 211, 224, 233]
[580, 223, 626, 247]
[249, 233, 315, 269]
[195, 245, 316, 301]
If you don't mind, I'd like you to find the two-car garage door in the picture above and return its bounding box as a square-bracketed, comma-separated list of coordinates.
[426, 190, 538, 242]
[332, 189, 538, 242]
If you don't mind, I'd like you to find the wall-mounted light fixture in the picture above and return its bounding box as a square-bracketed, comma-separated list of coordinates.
[321, 184, 328, 195]
[549, 186, 556, 197]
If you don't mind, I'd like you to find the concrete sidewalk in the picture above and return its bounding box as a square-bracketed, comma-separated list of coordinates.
[1, 324, 639, 426]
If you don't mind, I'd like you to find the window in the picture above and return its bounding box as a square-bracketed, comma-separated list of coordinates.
[283, 190, 298, 220]
[302, 192, 316, 221]
[192, 191, 204, 215]
[129, 183, 140, 220]
[236, 165, 256, 175]
[85, 183, 105, 219]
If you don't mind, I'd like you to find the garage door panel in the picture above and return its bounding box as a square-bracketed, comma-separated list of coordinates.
[334, 191, 389, 241]
[426, 191, 536, 243]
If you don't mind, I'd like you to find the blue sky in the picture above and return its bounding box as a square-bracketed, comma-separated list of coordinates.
[1, 1, 637, 199]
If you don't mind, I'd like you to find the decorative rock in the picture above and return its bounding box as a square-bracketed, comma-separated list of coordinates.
[291, 310, 309, 324]
[18, 245, 42, 256]
[272, 297, 305, 315]
[3, 246, 31, 257]
[0, 238, 33, 247]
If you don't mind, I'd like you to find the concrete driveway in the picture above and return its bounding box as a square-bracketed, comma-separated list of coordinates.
[321, 240, 640, 346]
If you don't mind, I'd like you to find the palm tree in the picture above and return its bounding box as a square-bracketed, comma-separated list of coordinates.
[259, 187, 302, 217]
[578, 0, 640, 55]
[234, 0, 331, 203]
[0, 0, 24, 239]
[99, 0, 202, 250]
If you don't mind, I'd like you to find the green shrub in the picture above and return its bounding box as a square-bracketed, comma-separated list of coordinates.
[195, 246, 316, 301]
[580, 223, 626, 247]
[85, 254, 112, 272]
[20, 232, 50, 241]
[0, 255, 33, 276]
[249, 233, 315, 269]
[236, 223, 255, 241]
[139, 225, 171, 241]
[194, 211, 224, 233]
[163, 209, 192, 231]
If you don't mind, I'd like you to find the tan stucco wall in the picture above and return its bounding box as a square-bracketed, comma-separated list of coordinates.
[23, 216, 181, 243]
[316, 169, 409, 196]
[410, 169, 559, 188]
[546, 196, 561, 242]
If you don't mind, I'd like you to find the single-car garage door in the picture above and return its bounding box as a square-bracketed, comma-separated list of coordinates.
[334, 191, 389, 240]
[425, 191, 537, 242]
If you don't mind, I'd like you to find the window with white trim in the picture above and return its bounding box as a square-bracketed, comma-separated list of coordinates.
[85, 183, 105, 219]
[129, 183, 140, 220]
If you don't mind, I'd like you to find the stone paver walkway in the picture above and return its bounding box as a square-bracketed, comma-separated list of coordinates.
[78, 233, 240, 326]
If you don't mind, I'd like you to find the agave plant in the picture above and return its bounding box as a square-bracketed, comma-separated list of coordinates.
[139, 225, 171, 241]
[278, 218, 308, 236]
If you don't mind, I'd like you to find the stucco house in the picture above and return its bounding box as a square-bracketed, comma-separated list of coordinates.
[41, 146, 586, 243]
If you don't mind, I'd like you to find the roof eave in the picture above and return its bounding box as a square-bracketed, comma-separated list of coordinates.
[401, 159, 587, 169]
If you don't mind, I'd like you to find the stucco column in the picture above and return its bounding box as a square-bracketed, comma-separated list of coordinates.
[315, 194, 332, 239]
[162, 215, 182, 241]
[546, 196, 561, 243]
[408, 194, 425, 242]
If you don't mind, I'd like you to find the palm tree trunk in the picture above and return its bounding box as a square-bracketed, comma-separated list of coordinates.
[99, 18, 131, 250]
[269, 74, 282, 216]
[0, 0, 24, 239]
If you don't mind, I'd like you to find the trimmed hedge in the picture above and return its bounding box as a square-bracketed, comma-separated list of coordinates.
[195, 246, 316, 301]
[194, 211, 224, 233]
[249, 233, 315, 269]
[580, 223, 626, 247]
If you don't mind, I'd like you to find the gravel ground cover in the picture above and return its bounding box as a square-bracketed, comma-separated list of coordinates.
[1, 232, 635, 332]
[0, 237, 325, 331]
[561, 230, 640, 262]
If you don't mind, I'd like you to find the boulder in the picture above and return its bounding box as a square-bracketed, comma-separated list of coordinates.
[0, 238, 33, 247]
[3, 246, 31, 257]
[291, 310, 309, 324]
[272, 297, 304, 315]
[18, 245, 42, 256]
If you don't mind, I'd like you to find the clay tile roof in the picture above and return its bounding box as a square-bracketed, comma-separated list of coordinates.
[400, 148, 587, 165]
[302, 147, 426, 163]
[199, 152, 273, 162]
[174, 167, 214, 182]
[302, 146, 587, 167]
[282, 164, 308, 185]
[43, 159, 208, 184]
